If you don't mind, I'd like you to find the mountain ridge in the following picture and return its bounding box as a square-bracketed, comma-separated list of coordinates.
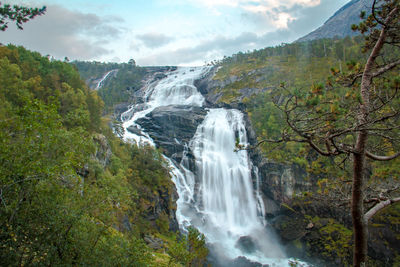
[297, 0, 373, 42]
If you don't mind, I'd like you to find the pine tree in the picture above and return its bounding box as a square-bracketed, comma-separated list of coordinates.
[0, 2, 46, 31]
[260, 1, 400, 266]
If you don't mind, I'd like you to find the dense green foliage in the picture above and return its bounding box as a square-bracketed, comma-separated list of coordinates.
[168, 227, 208, 267]
[0, 45, 207, 266]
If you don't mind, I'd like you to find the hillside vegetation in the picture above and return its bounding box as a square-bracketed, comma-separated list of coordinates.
[0, 45, 207, 266]
[73, 61, 148, 113]
[213, 35, 400, 265]
[214, 36, 400, 177]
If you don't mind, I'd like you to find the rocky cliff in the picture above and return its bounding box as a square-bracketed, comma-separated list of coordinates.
[135, 105, 207, 162]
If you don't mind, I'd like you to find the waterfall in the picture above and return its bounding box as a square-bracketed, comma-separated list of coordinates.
[95, 69, 118, 90]
[121, 66, 305, 266]
[191, 109, 259, 232]
[176, 108, 288, 265]
[121, 67, 207, 145]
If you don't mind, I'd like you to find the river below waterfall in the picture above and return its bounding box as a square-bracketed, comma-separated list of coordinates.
[121, 66, 307, 266]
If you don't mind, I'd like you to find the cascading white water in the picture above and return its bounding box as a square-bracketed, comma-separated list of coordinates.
[176, 108, 290, 265]
[121, 66, 307, 266]
[191, 109, 259, 232]
[95, 69, 118, 90]
[121, 67, 207, 144]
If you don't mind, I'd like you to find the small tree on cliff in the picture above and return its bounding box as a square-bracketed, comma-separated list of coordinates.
[0, 2, 46, 31]
[168, 227, 208, 266]
[257, 1, 400, 266]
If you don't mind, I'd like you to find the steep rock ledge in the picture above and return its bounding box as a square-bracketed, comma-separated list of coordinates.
[135, 105, 208, 162]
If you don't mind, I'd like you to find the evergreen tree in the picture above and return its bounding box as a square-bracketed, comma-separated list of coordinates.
[0, 2, 46, 31]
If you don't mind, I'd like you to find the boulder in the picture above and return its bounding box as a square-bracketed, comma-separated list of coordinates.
[262, 197, 280, 218]
[231, 256, 264, 267]
[271, 215, 308, 242]
[144, 235, 164, 250]
[235, 236, 258, 254]
[113, 102, 131, 117]
[126, 125, 144, 136]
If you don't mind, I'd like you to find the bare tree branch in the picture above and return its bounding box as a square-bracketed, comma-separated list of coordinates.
[371, 59, 400, 77]
[364, 197, 400, 221]
[365, 151, 400, 161]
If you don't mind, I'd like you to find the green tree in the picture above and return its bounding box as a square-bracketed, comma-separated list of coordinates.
[168, 227, 208, 267]
[187, 227, 208, 267]
[0, 2, 46, 31]
[262, 1, 400, 266]
[0, 45, 162, 266]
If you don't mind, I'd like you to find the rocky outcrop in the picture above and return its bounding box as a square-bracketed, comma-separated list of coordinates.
[144, 235, 165, 250]
[194, 66, 271, 107]
[114, 102, 131, 118]
[231, 257, 266, 267]
[258, 162, 311, 204]
[135, 105, 207, 162]
[139, 184, 180, 233]
[93, 133, 112, 167]
[208, 252, 268, 267]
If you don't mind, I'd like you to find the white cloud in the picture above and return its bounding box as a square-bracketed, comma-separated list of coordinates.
[136, 31, 269, 66]
[0, 4, 125, 60]
[191, 0, 321, 29]
[1, 0, 349, 65]
[136, 32, 174, 48]
[274, 12, 296, 29]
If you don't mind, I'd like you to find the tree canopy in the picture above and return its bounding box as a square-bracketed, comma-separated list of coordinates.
[0, 45, 208, 266]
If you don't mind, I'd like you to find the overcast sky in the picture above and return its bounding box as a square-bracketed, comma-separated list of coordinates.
[1, 0, 349, 66]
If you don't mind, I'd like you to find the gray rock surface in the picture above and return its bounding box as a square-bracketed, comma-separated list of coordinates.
[136, 105, 207, 161]
[93, 133, 112, 167]
[144, 235, 164, 250]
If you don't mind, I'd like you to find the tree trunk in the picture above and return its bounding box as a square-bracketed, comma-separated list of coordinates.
[352, 55, 372, 266]
[352, 60, 372, 267]
[352, 131, 368, 267]
[350, 5, 392, 264]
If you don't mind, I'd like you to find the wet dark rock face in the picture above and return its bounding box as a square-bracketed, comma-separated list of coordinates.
[135, 105, 207, 162]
